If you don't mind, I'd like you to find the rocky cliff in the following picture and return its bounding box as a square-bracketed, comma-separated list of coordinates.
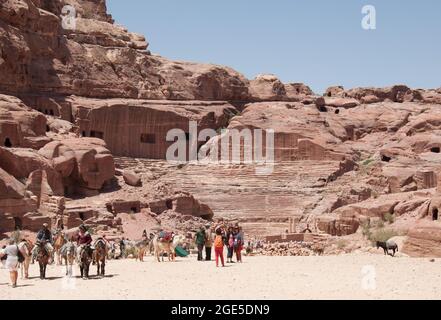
[2, 0, 441, 256]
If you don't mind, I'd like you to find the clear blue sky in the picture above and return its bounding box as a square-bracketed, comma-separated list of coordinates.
[107, 0, 441, 94]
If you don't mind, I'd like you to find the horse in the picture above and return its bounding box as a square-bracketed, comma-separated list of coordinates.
[35, 241, 50, 279]
[53, 232, 67, 265]
[93, 239, 107, 276]
[60, 241, 76, 277]
[18, 240, 33, 279]
[78, 245, 93, 279]
[376, 241, 398, 257]
[153, 234, 186, 262]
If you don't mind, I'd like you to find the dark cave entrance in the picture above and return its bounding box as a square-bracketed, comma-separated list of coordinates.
[14, 217, 23, 230]
[431, 147, 440, 153]
[166, 199, 173, 210]
[4, 137, 12, 148]
[381, 155, 391, 162]
[433, 208, 439, 221]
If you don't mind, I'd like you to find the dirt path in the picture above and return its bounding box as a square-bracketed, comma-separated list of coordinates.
[1, 254, 440, 300]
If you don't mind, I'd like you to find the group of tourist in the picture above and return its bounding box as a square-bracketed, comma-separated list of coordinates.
[194, 223, 244, 267]
[0, 221, 247, 287]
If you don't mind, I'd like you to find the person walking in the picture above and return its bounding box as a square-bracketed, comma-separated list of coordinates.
[195, 227, 206, 261]
[235, 227, 244, 263]
[0, 239, 21, 288]
[205, 225, 213, 261]
[226, 227, 235, 263]
[214, 228, 225, 267]
[119, 237, 126, 259]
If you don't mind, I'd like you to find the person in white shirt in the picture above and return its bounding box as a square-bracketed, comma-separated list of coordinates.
[0, 239, 20, 288]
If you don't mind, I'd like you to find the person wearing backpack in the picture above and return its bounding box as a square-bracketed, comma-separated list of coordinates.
[214, 228, 225, 267]
[0, 239, 22, 288]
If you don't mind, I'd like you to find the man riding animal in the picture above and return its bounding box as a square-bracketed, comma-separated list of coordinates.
[76, 225, 93, 260]
[76, 225, 93, 279]
[32, 223, 54, 263]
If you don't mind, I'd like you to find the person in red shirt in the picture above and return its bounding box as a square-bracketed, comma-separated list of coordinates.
[76, 225, 92, 260]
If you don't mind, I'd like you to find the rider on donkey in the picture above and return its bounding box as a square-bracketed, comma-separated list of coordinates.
[76, 224, 93, 261]
[32, 223, 54, 262]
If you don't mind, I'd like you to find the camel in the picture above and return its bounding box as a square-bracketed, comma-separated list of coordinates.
[60, 241, 76, 277]
[18, 240, 33, 279]
[53, 232, 67, 265]
[153, 234, 185, 262]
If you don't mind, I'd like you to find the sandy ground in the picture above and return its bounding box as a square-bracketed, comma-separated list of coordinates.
[1, 253, 441, 300]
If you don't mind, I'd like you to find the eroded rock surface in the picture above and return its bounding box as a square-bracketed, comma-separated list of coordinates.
[2, 0, 441, 256]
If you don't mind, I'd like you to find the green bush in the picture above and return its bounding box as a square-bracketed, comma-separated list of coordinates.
[361, 220, 372, 239]
[384, 212, 395, 224]
[369, 228, 399, 243]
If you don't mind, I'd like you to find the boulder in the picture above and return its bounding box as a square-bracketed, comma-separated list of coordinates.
[123, 170, 142, 187]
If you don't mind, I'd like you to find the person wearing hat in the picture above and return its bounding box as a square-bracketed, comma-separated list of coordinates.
[32, 223, 54, 261]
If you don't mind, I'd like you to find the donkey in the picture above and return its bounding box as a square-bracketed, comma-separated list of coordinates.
[78, 245, 93, 279]
[153, 234, 185, 262]
[93, 239, 107, 276]
[135, 238, 150, 262]
[18, 240, 33, 279]
[376, 241, 398, 257]
[53, 232, 67, 265]
[36, 241, 50, 279]
[60, 241, 76, 277]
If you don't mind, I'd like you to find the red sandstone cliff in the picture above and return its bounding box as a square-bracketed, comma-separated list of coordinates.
[2, 0, 441, 256]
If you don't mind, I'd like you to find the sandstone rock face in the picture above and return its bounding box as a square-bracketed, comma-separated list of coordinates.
[2, 0, 441, 257]
[249, 74, 314, 102]
[0, 95, 49, 149]
[68, 97, 236, 159]
[39, 138, 115, 193]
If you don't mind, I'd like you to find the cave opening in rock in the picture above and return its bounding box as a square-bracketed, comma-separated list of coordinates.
[79, 212, 85, 221]
[335, 109, 340, 115]
[140, 133, 156, 144]
[318, 106, 328, 112]
[4, 137, 12, 148]
[82, 131, 87, 137]
[49, 110, 54, 116]
[14, 217, 22, 230]
[431, 147, 440, 153]
[200, 214, 212, 221]
[381, 155, 391, 162]
[166, 199, 173, 210]
[46, 125, 50, 132]
[90, 130, 104, 139]
[106, 203, 113, 213]
[433, 208, 439, 221]
[131, 207, 139, 214]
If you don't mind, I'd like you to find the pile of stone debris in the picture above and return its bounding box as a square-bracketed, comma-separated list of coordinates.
[250, 241, 327, 257]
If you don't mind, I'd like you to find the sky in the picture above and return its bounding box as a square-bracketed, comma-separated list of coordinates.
[107, 0, 441, 94]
